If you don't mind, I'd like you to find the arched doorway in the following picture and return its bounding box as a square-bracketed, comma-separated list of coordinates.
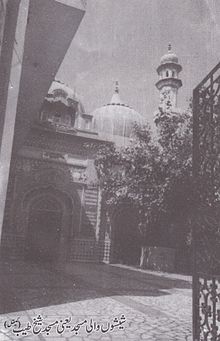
[25, 196, 62, 262]
[113, 207, 141, 265]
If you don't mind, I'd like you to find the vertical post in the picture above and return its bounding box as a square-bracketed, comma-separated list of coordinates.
[0, 0, 29, 246]
[192, 88, 200, 341]
[192, 225, 199, 341]
[79, 185, 85, 234]
[95, 185, 102, 241]
[192, 61, 220, 341]
[212, 277, 217, 340]
[210, 74, 215, 204]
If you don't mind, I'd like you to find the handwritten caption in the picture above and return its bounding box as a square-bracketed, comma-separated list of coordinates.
[3, 314, 126, 337]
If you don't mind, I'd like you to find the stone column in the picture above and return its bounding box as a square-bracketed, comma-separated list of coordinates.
[0, 0, 28, 245]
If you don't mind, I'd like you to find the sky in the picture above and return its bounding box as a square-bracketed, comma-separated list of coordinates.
[57, 0, 220, 123]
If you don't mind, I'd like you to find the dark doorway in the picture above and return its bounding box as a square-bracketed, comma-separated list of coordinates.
[114, 208, 140, 265]
[25, 197, 62, 263]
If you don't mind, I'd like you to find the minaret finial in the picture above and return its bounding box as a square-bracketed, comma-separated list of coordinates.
[168, 43, 172, 52]
[115, 80, 119, 94]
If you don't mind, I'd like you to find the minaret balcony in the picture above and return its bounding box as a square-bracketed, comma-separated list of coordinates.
[157, 62, 182, 75]
[155, 77, 182, 90]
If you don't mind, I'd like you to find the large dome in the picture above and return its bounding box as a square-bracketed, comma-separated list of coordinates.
[91, 83, 145, 143]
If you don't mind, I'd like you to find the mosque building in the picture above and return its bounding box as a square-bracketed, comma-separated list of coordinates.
[0, 45, 182, 265]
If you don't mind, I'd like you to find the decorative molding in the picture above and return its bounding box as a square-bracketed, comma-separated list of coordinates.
[18, 147, 88, 167]
[96, 187, 102, 240]
[70, 167, 87, 183]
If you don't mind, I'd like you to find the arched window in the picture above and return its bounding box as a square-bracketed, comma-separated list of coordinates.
[166, 70, 169, 77]
[26, 195, 62, 262]
[54, 112, 61, 123]
[52, 89, 68, 99]
[172, 71, 175, 77]
[84, 119, 90, 130]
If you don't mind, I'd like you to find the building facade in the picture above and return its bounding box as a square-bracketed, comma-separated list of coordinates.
[0, 0, 86, 254]
[1, 45, 183, 266]
[1, 81, 144, 264]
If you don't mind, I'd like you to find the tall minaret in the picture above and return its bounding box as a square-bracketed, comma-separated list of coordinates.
[155, 44, 182, 110]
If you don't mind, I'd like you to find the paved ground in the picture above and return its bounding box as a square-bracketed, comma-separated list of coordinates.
[0, 261, 192, 341]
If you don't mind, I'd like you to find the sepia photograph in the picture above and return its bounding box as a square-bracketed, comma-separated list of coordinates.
[0, 0, 220, 340]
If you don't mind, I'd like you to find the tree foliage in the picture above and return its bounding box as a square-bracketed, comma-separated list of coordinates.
[95, 106, 193, 246]
[95, 98, 220, 273]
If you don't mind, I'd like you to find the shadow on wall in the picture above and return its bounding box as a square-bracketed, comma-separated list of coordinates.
[111, 206, 141, 266]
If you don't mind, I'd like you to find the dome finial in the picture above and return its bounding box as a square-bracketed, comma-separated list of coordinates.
[110, 80, 122, 104]
[168, 43, 172, 52]
[115, 80, 119, 94]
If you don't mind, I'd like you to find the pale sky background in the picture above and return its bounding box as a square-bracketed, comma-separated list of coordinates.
[57, 0, 220, 123]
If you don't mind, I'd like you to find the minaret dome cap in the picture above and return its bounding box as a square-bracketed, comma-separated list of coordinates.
[160, 43, 179, 64]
